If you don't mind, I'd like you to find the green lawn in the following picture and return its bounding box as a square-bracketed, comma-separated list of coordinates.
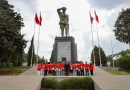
[0, 69, 27, 76]
[105, 69, 130, 75]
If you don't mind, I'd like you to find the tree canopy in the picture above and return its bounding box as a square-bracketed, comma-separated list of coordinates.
[27, 36, 36, 66]
[113, 8, 130, 47]
[0, 0, 27, 67]
[91, 46, 107, 66]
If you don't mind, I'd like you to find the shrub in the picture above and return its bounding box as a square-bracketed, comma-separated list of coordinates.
[6, 61, 10, 67]
[5, 62, 13, 67]
[9, 63, 13, 67]
[1, 62, 6, 68]
[58, 77, 94, 90]
[118, 55, 130, 72]
[41, 78, 58, 89]
[41, 77, 94, 90]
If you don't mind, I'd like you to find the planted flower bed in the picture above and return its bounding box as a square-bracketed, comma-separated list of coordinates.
[40, 77, 94, 90]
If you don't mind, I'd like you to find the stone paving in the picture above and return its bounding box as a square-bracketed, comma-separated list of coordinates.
[91, 66, 130, 90]
[0, 65, 130, 90]
[20, 65, 37, 76]
[0, 76, 42, 90]
[0, 66, 43, 90]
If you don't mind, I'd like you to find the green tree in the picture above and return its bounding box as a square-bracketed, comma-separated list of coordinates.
[113, 8, 130, 48]
[23, 52, 28, 63]
[0, 0, 26, 67]
[120, 50, 126, 56]
[118, 55, 130, 72]
[27, 36, 36, 66]
[91, 46, 107, 66]
[32, 46, 37, 66]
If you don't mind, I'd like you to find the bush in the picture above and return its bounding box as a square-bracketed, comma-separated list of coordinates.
[41, 77, 94, 90]
[5, 62, 13, 67]
[58, 77, 94, 90]
[6, 61, 10, 67]
[1, 62, 6, 68]
[118, 55, 130, 72]
[41, 78, 58, 89]
[9, 63, 13, 67]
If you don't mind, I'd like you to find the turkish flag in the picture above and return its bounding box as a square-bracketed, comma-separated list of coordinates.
[35, 13, 39, 25]
[94, 10, 99, 23]
[89, 11, 94, 24]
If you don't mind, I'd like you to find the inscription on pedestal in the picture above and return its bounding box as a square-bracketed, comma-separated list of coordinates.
[57, 42, 71, 62]
[50, 36, 77, 63]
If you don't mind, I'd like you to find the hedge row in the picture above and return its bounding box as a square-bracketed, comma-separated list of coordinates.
[118, 55, 130, 72]
[41, 77, 94, 90]
[0, 62, 13, 68]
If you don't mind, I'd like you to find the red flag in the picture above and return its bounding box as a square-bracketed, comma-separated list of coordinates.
[94, 10, 99, 23]
[35, 13, 39, 25]
[39, 13, 42, 26]
[89, 11, 94, 24]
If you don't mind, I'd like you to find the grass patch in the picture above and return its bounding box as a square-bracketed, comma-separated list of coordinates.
[0, 69, 27, 76]
[105, 69, 130, 75]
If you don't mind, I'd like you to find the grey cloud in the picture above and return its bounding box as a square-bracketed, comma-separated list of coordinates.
[43, 10, 54, 20]
[100, 38, 129, 56]
[82, 32, 92, 54]
[106, 9, 121, 29]
[83, 31, 129, 57]
[20, 0, 37, 13]
[87, 0, 130, 10]
[16, 8, 20, 13]
[48, 34, 56, 39]
[9, 0, 37, 14]
[71, 28, 79, 32]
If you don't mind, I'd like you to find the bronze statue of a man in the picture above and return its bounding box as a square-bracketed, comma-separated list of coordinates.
[57, 7, 69, 37]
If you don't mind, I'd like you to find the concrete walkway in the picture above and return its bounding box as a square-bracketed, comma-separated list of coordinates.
[91, 66, 130, 90]
[20, 65, 37, 76]
[0, 66, 43, 90]
[0, 76, 42, 90]
[0, 65, 130, 90]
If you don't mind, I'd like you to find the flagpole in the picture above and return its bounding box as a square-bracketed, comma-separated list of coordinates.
[37, 25, 41, 64]
[91, 24, 96, 66]
[96, 22, 102, 67]
[30, 23, 36, 67]
[111, 39, 114, 68]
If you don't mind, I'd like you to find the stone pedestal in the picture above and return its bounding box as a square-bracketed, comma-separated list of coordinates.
[50, 36, 77, 63]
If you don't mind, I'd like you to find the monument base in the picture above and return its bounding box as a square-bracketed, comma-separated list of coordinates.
[50, 36, 78, 63]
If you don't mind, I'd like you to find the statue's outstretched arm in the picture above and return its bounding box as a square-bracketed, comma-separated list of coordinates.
[57, 8, 62, 13]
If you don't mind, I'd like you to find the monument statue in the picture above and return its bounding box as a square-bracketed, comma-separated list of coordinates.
[57, 7, 69, 37]
[50, 7, 77, 63]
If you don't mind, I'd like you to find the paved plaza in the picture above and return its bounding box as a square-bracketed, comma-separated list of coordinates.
[0, 66, 130, 90]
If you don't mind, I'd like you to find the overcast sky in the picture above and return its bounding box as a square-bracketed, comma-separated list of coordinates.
[8, 0, 129, 62]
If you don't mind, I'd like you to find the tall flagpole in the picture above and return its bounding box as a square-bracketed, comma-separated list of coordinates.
[94, 10, 102, 67]
[37, 25, 40, 64]
[111, 39, 114, 68]
[91, 24, 96, 66]
[89, 10, 95, 65]
[30, 23, 36, 67]
[96, 22, 102, 67]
